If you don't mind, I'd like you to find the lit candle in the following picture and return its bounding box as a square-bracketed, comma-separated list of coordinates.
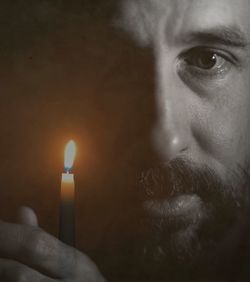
[59, 140, 76, 246]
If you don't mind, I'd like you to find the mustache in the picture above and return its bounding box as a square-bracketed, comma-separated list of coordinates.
[135, 158, 249, 206]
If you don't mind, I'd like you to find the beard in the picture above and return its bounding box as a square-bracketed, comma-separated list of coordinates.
[133, 159, 250, 276]
[91, 158, 250, 281]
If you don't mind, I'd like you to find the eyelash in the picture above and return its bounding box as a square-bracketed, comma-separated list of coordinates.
[177, 46, 235, 80]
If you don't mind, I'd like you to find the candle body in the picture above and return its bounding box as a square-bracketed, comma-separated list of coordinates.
[59, 173, 75, 246]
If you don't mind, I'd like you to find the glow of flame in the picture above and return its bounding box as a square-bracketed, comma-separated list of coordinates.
[64, 140, 76, 171]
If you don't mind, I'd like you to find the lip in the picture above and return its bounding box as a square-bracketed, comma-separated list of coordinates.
[143, 194, 206, 228]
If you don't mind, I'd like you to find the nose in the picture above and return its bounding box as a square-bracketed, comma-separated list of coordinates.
[152, 63, 190, 162]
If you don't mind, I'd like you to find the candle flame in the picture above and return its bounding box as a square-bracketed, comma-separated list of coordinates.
[64, 140, 76, 171]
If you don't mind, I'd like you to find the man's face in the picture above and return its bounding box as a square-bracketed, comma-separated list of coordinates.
[120, 0, 250, 175]
[111, 0, 250, 278]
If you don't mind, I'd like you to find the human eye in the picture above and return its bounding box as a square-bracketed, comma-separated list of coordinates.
[177, 47, 236, 81]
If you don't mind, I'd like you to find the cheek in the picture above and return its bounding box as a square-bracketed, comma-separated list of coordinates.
[191, 76, 250, 169]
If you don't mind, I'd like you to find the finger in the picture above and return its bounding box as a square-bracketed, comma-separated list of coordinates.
[0, 221, 75, 279]
[16, 206, 39, 227]
[0, 258, 57, 282]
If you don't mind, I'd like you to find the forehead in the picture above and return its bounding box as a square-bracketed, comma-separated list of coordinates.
[119, 0, 250, 45]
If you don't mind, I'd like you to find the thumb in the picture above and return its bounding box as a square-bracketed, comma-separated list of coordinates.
[17, 206, 39, 227]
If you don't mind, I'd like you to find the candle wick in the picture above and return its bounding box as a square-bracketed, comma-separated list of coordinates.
[64, 167, 71, 174]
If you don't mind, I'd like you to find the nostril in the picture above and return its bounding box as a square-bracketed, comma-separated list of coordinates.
[153, 133, 189, 162]
[170, 136, 186, 151]
[152, 122, 190, 162]
[171, 137, 188, 153]
[180, 147, 188, 154]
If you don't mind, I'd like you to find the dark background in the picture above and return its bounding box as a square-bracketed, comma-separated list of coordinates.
[0, 0, 156, 262]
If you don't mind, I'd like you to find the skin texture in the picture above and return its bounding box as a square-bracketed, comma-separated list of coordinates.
[1, 0, 250, 281]
[113, 0, 250, 279]
[0, 207, 106, 282]
[0, 207, 106, 281]
[119, 0, 250, 176]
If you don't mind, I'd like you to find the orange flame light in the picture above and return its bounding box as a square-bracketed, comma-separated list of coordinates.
[64, 140, 76, 171]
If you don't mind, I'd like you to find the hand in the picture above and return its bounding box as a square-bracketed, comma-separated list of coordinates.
[0, 206, 106, 282]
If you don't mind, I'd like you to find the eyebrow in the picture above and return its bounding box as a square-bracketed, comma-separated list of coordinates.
[179, 25, 249, 48]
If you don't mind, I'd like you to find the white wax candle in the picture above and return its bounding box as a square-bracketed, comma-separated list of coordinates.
[59, 140, 76, 246]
